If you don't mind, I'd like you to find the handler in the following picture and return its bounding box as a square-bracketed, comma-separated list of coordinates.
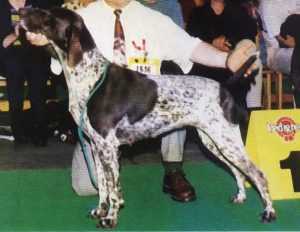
[0, 0, 51, 148]
[26, 0, 257, 202]
[259, 0, 300, 106]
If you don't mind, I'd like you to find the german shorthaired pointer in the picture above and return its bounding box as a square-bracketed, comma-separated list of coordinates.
[20, 7, 276, 228]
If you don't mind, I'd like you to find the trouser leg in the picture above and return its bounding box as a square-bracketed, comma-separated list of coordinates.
[161, 129, 196, 202]
[4, 60, 26, 140]
[161, 129, 186, 162]
[72, 142, 98, 196]
[26, 62, 49, 140]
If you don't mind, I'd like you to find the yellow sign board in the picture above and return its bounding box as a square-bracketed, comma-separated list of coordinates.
[0, 100, 31, 112]
[246, 109, 300, 200]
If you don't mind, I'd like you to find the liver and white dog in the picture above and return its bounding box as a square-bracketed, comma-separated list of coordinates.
[20, 7, 276, 228]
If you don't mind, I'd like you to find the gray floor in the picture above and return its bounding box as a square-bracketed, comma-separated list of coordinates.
[0, 129, 206, 170]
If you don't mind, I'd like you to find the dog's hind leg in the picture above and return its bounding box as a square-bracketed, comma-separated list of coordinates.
[195, 111, 276, 222]
[197, 129, 246, 203]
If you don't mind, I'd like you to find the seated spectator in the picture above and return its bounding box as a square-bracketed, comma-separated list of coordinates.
[186, 0, 262, 112]
[0, 0, 53, 148]
[179, 0, 206, 27]
[280, 13, 300, 107]
[235, 0, 267, 65]
[259, 0, 300, 107]
[259, 0, 300, 74]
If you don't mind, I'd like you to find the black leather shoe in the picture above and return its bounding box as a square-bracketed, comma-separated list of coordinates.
[163, 170, 196, 202]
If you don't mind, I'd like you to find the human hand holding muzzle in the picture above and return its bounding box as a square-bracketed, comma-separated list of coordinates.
[226, 39, 259, 78]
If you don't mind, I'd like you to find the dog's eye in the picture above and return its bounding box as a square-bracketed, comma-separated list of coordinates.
[44, 19, 51, 26]
[43, 16, 55, 28]
[65, 26, 72, 38]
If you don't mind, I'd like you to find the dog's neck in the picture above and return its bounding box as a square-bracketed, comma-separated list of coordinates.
[52, 43, 110, 122]
[52, 42, 109, 82]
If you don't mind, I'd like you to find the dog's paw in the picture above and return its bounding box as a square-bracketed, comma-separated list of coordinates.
[90, 204, 118, 228]
[119, 198, 125, 209]
[97, 218, 118, 229]
[89, 208, 102, 219]
[231, 193, 246, 204]
[89, 203, 109, 219]
[261, 209, 276, 223]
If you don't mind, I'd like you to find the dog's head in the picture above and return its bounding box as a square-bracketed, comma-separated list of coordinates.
[20, 7, 95, 67]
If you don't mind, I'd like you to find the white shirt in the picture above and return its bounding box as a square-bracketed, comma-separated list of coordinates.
[77, 0, 200, 75]
[259, 0, 300, 46]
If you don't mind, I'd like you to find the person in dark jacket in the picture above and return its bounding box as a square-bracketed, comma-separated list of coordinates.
[186, 0, 259, 110]
[0, 0, 59, 147]
[279, 14, 300, 107]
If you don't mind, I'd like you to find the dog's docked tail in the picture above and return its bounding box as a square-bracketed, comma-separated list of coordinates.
[219, 88, 248, 124]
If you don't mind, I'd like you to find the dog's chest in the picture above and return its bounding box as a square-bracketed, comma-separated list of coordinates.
[66, 51, 108, 123]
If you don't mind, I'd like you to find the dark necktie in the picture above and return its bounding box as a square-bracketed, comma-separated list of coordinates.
[113, 9, 127, 66]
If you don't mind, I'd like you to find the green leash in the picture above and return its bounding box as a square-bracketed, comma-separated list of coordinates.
[77, 63, 109, 190]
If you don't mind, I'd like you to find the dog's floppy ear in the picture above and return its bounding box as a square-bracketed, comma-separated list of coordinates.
[66, 24, 83, 67]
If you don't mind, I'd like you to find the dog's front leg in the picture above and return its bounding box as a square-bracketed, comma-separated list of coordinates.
[90, 130, 123, 228]
[80, 117, 111, 224]
[89, 141, 111, 223]
[100, 131, 123, 228]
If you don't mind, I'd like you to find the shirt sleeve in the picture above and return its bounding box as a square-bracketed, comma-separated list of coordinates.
[156, 14, 201, 74]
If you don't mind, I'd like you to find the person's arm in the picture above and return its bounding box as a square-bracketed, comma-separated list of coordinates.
[191, 38, 258, 75]
[2, 23, 20, 48]
[190, 41, 228, 69]
[211, 35, 232, 52]
[2, 33, 18, 48]
[277, 35, 296, 48]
